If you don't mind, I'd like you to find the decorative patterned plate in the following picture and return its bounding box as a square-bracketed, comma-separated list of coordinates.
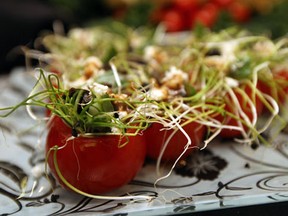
[1, 68, 288, 216]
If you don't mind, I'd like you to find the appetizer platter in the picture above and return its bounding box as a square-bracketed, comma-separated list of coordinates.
[1, 22, 288, 215]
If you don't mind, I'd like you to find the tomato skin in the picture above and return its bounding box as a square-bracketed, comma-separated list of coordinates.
[217, 97, 253, 138]
[243, 83, 264, 115]
[274, 69, 288, 102]
[145, 121, 206, 161]
[173, 0, 200, 12]
[258, 69, 288, 104]
[228, 2, 251, 23]
[162, 9, 186, 32]
[211, 0, 234, 8]
[193, 3, 219, 28]
[46, 116, 147, 194]
[217, 84, 263, 138]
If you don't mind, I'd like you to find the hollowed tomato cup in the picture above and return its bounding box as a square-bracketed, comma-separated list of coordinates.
[144, 121, 206, 161]
[216, 84, 264, 139]
[46, 116, 147, 195]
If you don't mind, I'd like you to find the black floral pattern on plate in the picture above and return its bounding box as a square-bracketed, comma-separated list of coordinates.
[175, 149, 228, 180]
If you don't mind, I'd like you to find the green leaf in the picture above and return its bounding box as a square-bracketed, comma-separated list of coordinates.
[229, 57, 252, 80]
[184, 83, 196, 97]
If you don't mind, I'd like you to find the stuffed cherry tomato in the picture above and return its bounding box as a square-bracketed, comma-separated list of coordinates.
[144, 121, 206, 161]
[258, 69, 288, 104]
[217, 84, 263, 139]
[46, 116, 147, 194]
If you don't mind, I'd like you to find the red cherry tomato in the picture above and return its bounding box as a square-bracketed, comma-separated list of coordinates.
[145, 121, 206, 161]
[173, 0, 200, 12]
[243, 83, 264, 115]
[211, 0, 234, 8]
[162, 9, 186, 32]
[217, 84, 263, 138]
[273, 69, 288, 102]
[172, 0, 200, 29]
[193, 3, 219, 28]
[228, 2, 251, 23]
[258, 69, 288, 104]
[46, 116, 147, 194]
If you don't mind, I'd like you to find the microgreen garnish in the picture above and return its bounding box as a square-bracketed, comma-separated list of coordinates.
[2, 22, 288, 200]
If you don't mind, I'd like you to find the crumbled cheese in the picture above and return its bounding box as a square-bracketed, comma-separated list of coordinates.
[225, 77, 239, 87]
[62, 74, 89, 89]
[144, 45, 167, 64]
[69, 28, 94, 46]
[148, 87, 167, 101]
[253, 41, 275, 56]
[84, 56, 103, 69]
[62, 74, 99, 90]
[83, 57, 104, 80]
[162, 66, 188, 83]
[144, 45, 157, 60]
[118, 111, 128, 119]
[221, 40, 237, 59]
[62, 56, 104, 90]
[90, 83, 109, 96]
[161, 66, 188, 90]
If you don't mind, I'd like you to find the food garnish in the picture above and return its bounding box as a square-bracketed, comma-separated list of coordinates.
[1, 22, 288, 200]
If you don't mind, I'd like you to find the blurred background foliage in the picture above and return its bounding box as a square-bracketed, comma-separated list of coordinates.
[45, 0, 288, 38]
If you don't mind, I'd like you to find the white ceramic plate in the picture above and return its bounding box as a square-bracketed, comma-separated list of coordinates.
[1, 68, 288, 216]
